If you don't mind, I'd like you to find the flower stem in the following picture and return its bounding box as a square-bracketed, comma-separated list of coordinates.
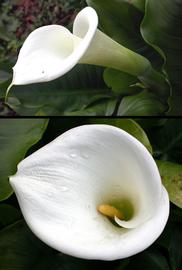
[4, 83, 13, 103]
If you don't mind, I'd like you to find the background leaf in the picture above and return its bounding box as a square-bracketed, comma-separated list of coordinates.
[130, 0, 146, 12]
[141, 0, 182, 114]
[125, 249, 170, 270]
[147, 119, 182, 162]
[104, 68, 139, 95]
[168, 224, 182, 270]
[0, 119, 49, 201]
[157, 160, 182, 209]
[117, 91, 165, 116]
[0, 204, 21, 229]
[7, 65, 115, 116]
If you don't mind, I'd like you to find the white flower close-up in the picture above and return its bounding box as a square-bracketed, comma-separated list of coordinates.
[9, 124, 169, 261]
[11, 6, 150, 86]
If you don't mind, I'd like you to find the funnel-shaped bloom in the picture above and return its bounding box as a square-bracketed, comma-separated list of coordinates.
[12, 7, 151, 86]
[9, 125, 169, 261]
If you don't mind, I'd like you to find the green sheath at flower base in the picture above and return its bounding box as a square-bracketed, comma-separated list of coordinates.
[80, 29, 169, 100]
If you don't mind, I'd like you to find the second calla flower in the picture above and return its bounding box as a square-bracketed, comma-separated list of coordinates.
[9, 125, 169, 260]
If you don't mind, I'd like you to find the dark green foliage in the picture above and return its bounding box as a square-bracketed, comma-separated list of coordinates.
[0, 0, 86, 61]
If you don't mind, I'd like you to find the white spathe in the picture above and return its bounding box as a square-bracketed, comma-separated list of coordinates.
[12, 7, 97, 85]
[9, 125, 169, 261]
[12, 7, 149, 85]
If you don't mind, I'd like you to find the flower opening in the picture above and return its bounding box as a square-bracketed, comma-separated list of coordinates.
[9, 125, 169, 260]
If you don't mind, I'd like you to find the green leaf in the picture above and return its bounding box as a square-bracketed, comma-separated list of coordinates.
[125, 249, 170, 270]
[115, 259, 130, 270]
[89, 118, 153, 154]
[0, 99, 18, 116]
[157, 160, 182, 209]
[0, 204, 21, 229]
[67, 98, 117, 116]
[104, 68, 139, 95]
[130, 0, 146, 12]
[0, 221, 61, 270]
[117, 91, 165, 115]
[157, 206, 182, 270]
[7, 65, 114, 116]
[0, 70, 11, 84]
[150, 119, 182, 162]
[141, 0, 182, 114]
[0, 119, 49, 201]
[169, 225, 182, 270]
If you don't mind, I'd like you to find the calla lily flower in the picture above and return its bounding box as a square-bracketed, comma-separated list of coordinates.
[7, 6, 169, 103]
[11, 7, 154, 86]
[9, 125, 169, 261]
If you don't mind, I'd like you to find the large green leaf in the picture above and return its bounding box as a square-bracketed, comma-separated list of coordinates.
[125, 249, 170, 270]
[117, 91, 165, 115]
[7, 65, 115, 116]
[157, 160, 182, 209]
[89, 118, 152, 154]
[157, 207, 182, 270]
[168, 225, 182, 270]
[0, 204, 21, 229]
[141, 0, 182, 114]
[0, 70, 11, 84]
[131, 0, 146, 12]
[104, 68, 139, 95]
[0, 221, 64, 270]
[0, 119, 49, 201]
[66, 98, 117, 116]
[149, 119, 182, 162]
[0, 60, 14, 98]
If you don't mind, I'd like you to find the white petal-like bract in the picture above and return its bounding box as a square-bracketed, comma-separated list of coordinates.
[9, 125, 169, 260]
[12, 7, 98, 85]
[12, 6, 150, 86]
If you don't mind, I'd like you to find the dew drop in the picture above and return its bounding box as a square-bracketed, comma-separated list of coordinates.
[47, 191, 53, 197]
[60, 186, 69, 192]
[81, 152, 89, 159]
[85, 204, 91, 210]
[69, 152, 77, 158]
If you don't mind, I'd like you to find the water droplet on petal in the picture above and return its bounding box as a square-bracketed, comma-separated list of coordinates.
[81, 152, 89, 159]
[69, 152, 77, 158]
[85, 204, 91, 210]
[60, 186, 69, 192]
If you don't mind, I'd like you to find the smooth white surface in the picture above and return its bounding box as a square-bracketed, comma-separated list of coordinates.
[12, 7, 98, 85]
[10, 125, 169, 260]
